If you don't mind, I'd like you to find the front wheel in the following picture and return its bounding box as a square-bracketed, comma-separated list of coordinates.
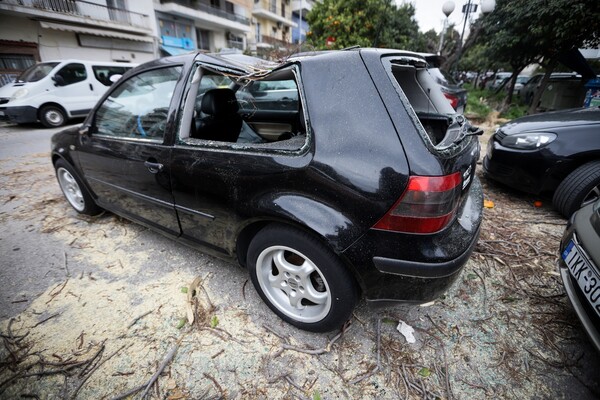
[55, 159, 101, 215]
[553, 161, 600, 217]
[247, 224, 358, 332]
[40, 105, 66, 128]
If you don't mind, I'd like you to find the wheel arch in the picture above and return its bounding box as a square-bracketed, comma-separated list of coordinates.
[235, 218, 366, 296]
[52, 153, 98, 203]
[51, 152, 74, 168]
[38, 102, 68, 120]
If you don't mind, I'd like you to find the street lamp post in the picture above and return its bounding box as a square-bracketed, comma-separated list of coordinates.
[298, 0, 303, 51]
[438, 1, 455, 54]
[453, 0, 495, 73]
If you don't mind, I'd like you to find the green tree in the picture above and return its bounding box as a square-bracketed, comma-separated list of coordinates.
[479, 0, 600, 111]
[306, 0, 422, 50]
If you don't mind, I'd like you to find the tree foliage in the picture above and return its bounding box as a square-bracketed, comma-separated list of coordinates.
[472, 0, 600, 109]
[305, 0, 423, 50]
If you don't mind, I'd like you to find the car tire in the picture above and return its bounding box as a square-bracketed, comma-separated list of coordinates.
[247, 224, 358, 332]
[55, 159, 101, 215]
[40, 105, 66, 128]
[553, 161, 600, 218]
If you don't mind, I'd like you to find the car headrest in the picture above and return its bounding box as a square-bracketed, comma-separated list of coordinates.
[201, 88, 239, 116]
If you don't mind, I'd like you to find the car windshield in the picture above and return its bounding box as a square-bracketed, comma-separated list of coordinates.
[16, 62, 60, 83]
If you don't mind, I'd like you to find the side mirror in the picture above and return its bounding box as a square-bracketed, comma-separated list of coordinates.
[53, 75, 66, 86]
[109, 74, 122, 84]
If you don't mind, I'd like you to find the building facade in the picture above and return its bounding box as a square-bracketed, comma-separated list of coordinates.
[0, 0, 156, 85]
[250, 0, 296, 54]
[154, 0, 252, 55]
[291, 0, 315, 44]
[0, 0, 303, 86]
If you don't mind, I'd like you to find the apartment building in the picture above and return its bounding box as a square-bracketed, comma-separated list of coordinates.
[0, 0, 304, 85]
[154, 0, 252, 54]
[0, 0, 156, 85]
[291, 0, 315, 44]
[250, 0, 296, 52]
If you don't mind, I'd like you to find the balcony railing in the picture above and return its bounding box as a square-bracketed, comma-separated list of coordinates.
[1, 0, 150, 29]
[160, 1, 250, 25]
[262, 35, 290, 47]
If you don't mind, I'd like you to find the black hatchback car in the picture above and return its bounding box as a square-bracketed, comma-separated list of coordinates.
[51, 49, 483, 332]
[483, 107, 600, 217]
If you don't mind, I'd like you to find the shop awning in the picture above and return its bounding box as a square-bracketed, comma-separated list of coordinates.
[39, 21, 154, 43]
[160, 46, 193, 56]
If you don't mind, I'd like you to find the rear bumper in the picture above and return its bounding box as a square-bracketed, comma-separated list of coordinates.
[343, 176, 483, 302]
[0, 106, 38, 124]
[373, 228, 479, 278]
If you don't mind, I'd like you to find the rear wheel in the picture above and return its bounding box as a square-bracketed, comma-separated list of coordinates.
[247, 224, 358, 332]
[40, 105, 66, 128]
[55, 159, 101, 215]
[553, 161, 600, 217]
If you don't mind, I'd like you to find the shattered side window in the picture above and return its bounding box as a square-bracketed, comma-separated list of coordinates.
[177, 65, 308, 153]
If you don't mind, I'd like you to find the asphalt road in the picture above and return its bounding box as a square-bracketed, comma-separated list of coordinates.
[0, 122, 74, 319]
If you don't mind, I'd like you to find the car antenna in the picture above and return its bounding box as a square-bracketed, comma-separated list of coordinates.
[341, 45, 360, 51]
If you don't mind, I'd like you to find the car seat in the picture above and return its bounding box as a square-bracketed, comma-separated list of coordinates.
[193, 88, 242, 142]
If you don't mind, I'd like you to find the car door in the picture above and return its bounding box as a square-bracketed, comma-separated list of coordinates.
[52, 62, 97, 116]
[169, 66, 308, 256]
[77, 65, 183, 235]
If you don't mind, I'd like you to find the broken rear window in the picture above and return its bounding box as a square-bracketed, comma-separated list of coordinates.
[385, 57, 459, 148]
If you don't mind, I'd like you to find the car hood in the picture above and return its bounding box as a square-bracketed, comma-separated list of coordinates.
[0, 82, 22, 98]
[500, 107, 600, 134]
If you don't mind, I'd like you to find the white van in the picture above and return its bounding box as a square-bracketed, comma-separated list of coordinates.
[0, 60, 137, 127]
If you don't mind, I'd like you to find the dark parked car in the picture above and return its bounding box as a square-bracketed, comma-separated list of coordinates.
[559, 198, 600, 352]
[51, 49, 483, 332]
[235, 79, 298, 111]
[483, 107, 600, 217]
[521, 72, 586, 110]
[429, 67, 468, 114]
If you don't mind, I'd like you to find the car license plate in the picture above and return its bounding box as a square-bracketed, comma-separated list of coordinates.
[562, 240, 600, 318]
[0, 110, 4, 116]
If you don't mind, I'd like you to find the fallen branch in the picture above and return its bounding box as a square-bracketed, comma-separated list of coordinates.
[31, 313, 60, 328]
[70, 344, 126, 399]
[63, 251, 70, 277]
[350, 319, 380, 384]
[203, 372, 226, 398]
[274, 320, 352, 356]
[46, 280, 69, 304]
[128, 311, 153, 329]
[139, 339, 182, 398]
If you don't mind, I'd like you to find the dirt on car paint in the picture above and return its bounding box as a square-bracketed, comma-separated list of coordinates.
[1, 125, 599, 399]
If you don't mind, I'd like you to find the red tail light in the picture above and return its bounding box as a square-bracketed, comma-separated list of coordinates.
[373, 172, 462, 234]
[443, 92, 459, 109]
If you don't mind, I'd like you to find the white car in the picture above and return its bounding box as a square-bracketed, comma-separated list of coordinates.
[0, 60, 136, 127]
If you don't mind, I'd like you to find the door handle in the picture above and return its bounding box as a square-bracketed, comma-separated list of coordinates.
[89, 83, 94, 91]
[144, 161, 164, 174]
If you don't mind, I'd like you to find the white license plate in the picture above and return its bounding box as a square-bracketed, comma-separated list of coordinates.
[0, 111, 4, 116]
[562, 240, 600, 318]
